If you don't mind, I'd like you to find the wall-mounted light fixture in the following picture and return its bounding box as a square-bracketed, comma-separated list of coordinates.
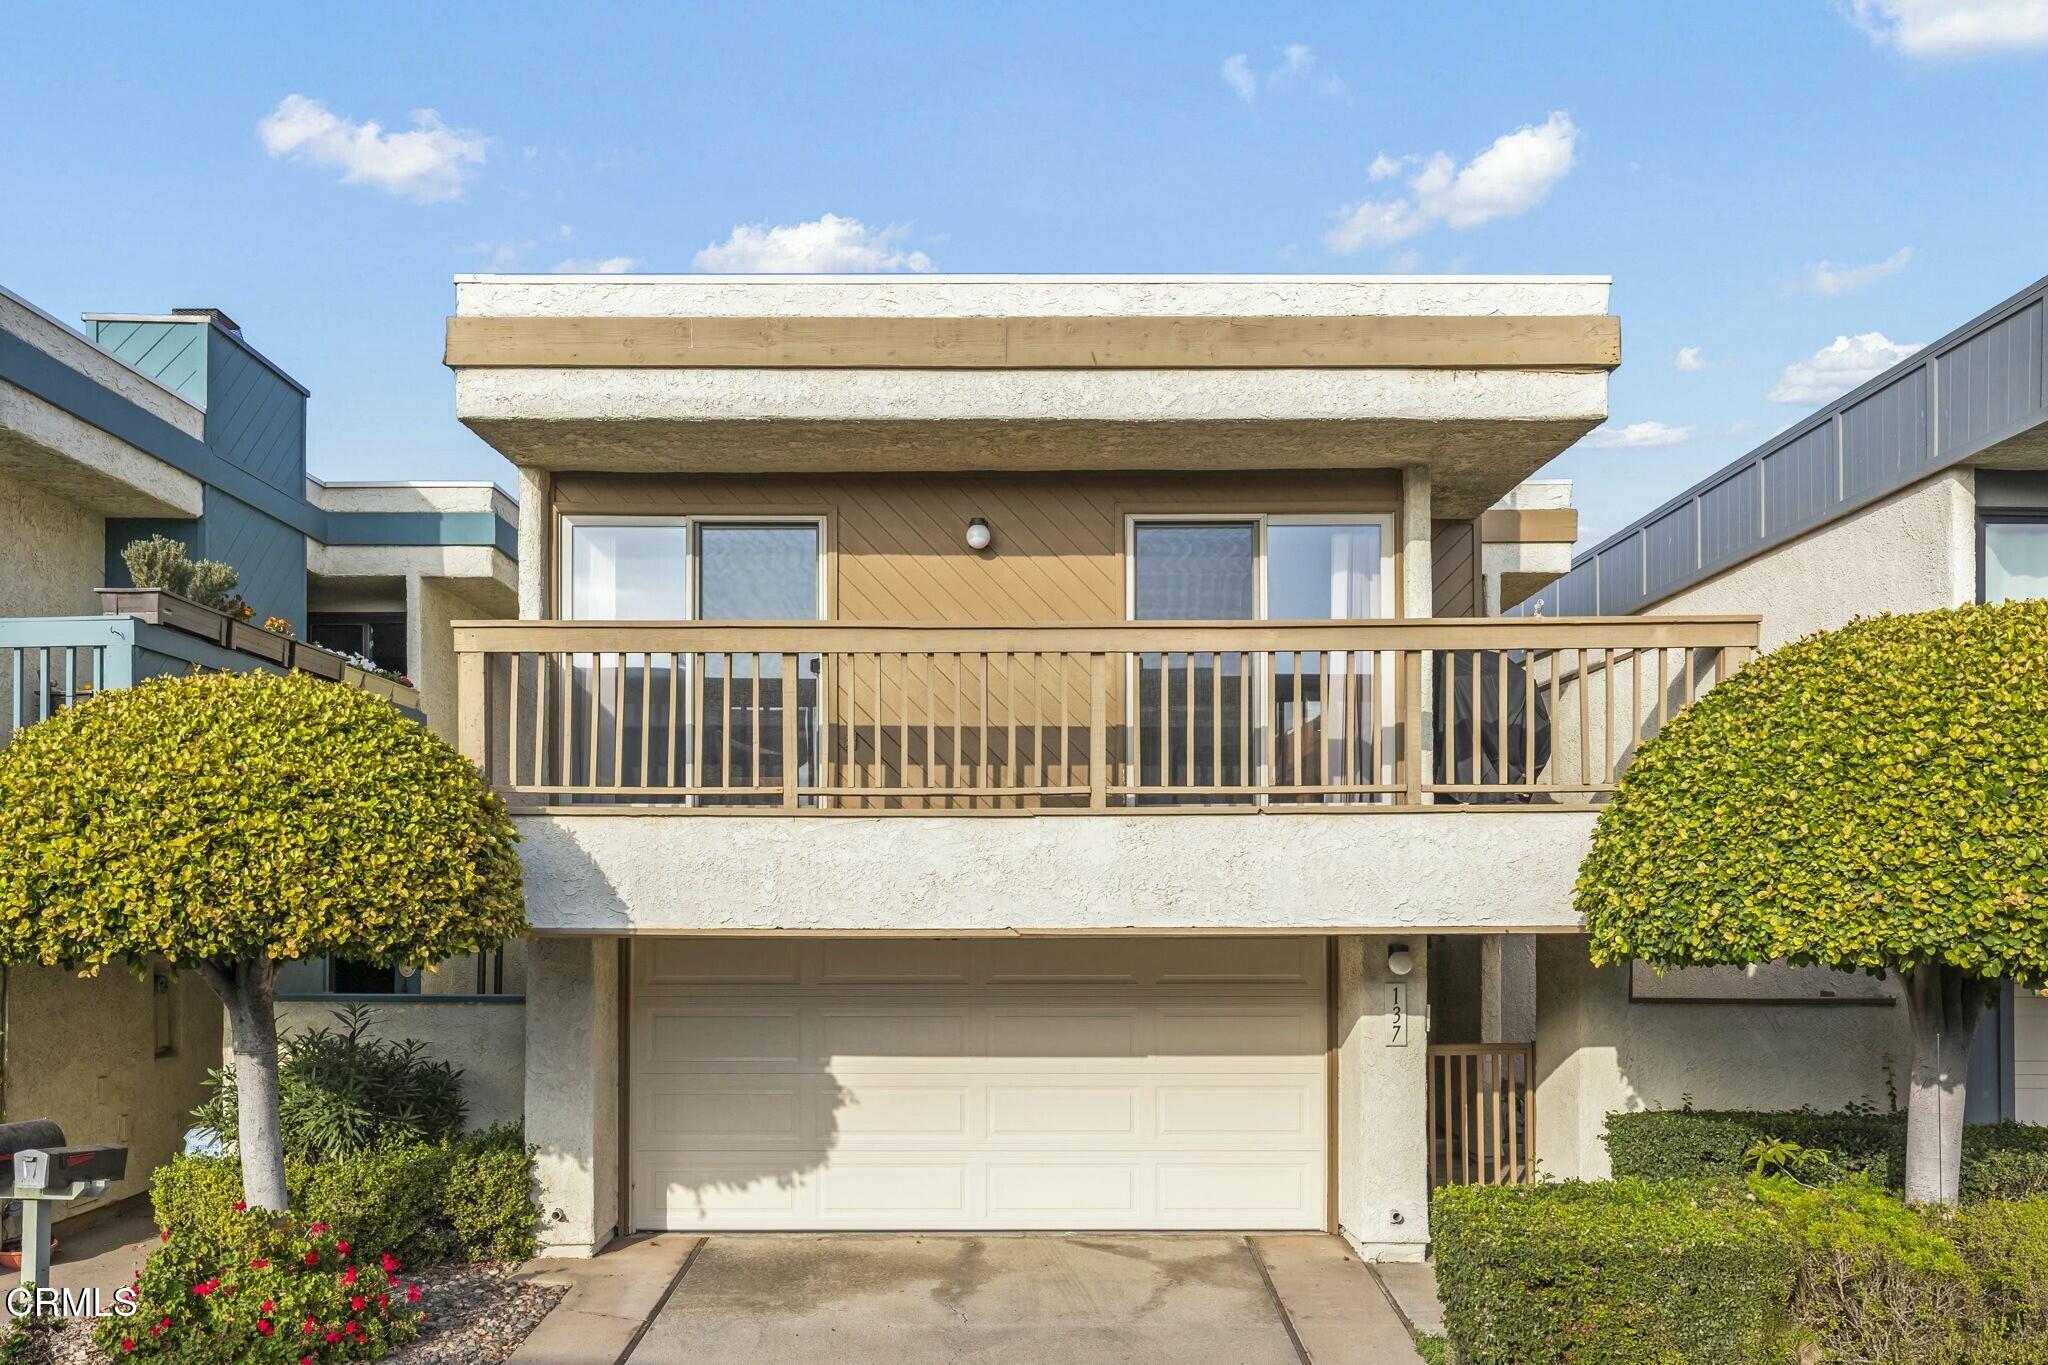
[964, 517, 993, 551]
[1386, 942, 1414, 977]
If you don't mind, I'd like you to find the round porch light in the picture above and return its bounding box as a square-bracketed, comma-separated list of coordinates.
[1386, 943, 1414, 977]
[964, 517, 993, 551]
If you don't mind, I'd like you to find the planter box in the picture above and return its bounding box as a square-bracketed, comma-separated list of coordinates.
[289, 641, 347, 680]
[343, 665, 403, 702]
[96, 588, 229, 645]
[229, 619, 292, 664]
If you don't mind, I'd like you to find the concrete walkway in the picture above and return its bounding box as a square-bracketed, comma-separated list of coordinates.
[509, 1233, 701, 1365]
[621, 1232, 1422, 1365]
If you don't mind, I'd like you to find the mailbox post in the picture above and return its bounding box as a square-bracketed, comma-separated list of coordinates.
[1, 1123, 126, 1292]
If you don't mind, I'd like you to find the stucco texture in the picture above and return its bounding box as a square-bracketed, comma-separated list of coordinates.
[7, 963, 221, 1222]
[270, 998, 526, 1132]
[1534, 935, 1910, 1179]
[0, 467, 107, 618]
[514, 810, 1594, 935]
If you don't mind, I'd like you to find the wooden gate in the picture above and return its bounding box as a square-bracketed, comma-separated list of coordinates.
[1428, 1043, 1535, 1186]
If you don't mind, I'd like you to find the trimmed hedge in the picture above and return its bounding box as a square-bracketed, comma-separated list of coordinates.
[1431, 1179, 1798, 1364]
[1604, 1109, 2048, 1196]
[1435, 1178, 2048, 1364]
[153, 1126, 537, 1266]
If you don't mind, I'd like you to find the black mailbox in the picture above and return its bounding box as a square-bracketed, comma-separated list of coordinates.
[15, 1145, 128, 1191]
[0, 1120, 65, 1189]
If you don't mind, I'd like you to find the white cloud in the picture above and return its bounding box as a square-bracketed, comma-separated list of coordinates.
[1325, 112, 1579, 253]
[1583, 420, 1695, 449]
[1221, 53, 1257, 101]
[1843, 0, 2048, 56]
[1367, 152, 1409, 181]
[693, 214, 934, 273]
[1768, 332, 1923, 404]
[554, 256, 641, 274]
[1221, 44, 1344, 101]
[1675, 346, 1707, 371]
[257, 94, 485, 203]
[1808, 246, 1914, 295]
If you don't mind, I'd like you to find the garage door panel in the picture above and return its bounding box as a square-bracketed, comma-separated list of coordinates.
[1152, 936, 1320, 985]
[819, 1009, 969, 1060]
[989, 1009, 1141, 1058]
[646, 1009, 801, 1065]
[640, 938, 801, 986]
[632, 937, 1326, 1231]
[987, 1084, 1140, 1138]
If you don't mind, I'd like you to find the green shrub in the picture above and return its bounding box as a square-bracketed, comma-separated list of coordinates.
[118, 534, 241, 611]
[297, 1145, 455, 1264]
[1431, 1179, 1797, 1364]
[441, 1124, 539, 1262]
[99, 1204, 425, 1362]
[194, 1005, 467, 1162]
[1945, 1198, 2048, 1344]
[1759, 1176, 1980, 1363]
[1606, 1109, 2048, 1199]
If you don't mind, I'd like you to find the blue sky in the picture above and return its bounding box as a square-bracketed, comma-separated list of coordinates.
[5, 1, 2045, 547]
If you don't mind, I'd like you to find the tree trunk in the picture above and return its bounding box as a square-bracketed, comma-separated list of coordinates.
[197, 958, 288, 1212]
[1902, 964, 1984, 1206]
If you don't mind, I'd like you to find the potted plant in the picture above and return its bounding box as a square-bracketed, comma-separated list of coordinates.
[98, 536, 238, 645]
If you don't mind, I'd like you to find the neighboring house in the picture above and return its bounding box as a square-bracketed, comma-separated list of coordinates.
[1516, 273, 2048, 1178]
[440, 272, 1748, 1259]
[0, 287, 521, 1221]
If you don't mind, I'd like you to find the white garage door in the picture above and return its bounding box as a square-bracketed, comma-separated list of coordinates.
[630, 936, 1328, 1231]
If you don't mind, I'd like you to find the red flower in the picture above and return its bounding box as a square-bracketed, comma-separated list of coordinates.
[149, 1322, 166, 1339]
[376, 1294, 389, 1311]
[249, 1259, 270, 1270]
[303, 1251, 319, 1266]
[336, 1239, 352, 1255]
[324, 1331, 342, 1344]
[192, 1278, 219, 1297]
[387, 1272, 401, 1286]
[309, 1222, 329, 1234]
[120, 1340, 136, 1355]
[232, 1200, 247, 1211]
[341, 1266, 358, 1286]
[159, 1229, 172, 1242]
[406, 1283, 422, 1303]
[345, 1320, 361, 1337]
[351, 1295, 366, 1312]
[257, 1320, 275, 1337]
[303, 1316, 318, 1335]
[380, 1252, 401, 1273]
[261, 1299, 275, 1313]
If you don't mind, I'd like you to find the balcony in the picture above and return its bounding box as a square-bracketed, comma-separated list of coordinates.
[453, 616, 1756, 815]
[0, 613, 421, 741]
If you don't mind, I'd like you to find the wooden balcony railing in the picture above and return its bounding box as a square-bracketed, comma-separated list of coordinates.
[452, 616, 1757, 814]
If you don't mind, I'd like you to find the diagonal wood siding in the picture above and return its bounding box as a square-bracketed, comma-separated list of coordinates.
[1432, 518, 1481, 618]
[551, 470, 1401, 623]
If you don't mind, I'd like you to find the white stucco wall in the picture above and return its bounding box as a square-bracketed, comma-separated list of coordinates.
[515, 810, 1595, 935]
[9, 964, 222, 1222]
[1337, 935, 1432, 1260]
[0, 468, 108, 618]
[525, 937, 619, 1256]
[1535, 936, 1911, 1179]
[271, 998, 526, 1132]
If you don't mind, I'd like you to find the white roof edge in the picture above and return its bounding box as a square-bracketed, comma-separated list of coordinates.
[454, 272, 1614, 286]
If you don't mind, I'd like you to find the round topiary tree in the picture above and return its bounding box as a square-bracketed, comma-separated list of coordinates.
[1577, 600, 2048, 1205]
[0, 670, 523, 1211]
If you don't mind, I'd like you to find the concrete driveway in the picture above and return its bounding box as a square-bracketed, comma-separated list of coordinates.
[624, 1233, 1421, 1365]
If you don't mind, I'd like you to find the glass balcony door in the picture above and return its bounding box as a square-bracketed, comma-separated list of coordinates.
[1128, 515, 1390, 804]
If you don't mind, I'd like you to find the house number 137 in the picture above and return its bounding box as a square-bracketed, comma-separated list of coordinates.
[1388, 983, 1409, 1046]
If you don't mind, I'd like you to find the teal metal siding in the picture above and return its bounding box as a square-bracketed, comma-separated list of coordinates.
[87, 320, 208, 405]
[204, 329, 307, 497]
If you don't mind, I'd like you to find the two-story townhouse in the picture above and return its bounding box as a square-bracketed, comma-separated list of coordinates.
[0, 286, 522, 1222]
[443, 272, 1753, 1259]
[1514, 273, 2048, 1179]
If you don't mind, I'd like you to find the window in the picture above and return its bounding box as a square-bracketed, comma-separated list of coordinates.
[559, 516, 825, 803]
[1982, 517, 2048, 604]
[1128, 514, 1392, 801]
[274, 951, 515, 998]
[306, 613, 407, 675]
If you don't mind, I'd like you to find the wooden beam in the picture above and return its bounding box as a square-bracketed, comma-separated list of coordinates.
[1479, 508, 1580, 544]
[444, 314, 1622, 371]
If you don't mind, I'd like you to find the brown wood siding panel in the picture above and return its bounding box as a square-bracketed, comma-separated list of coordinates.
[553, 470, 1400, 624]
[447, 314, 1621, 371]
[1432, 519, 1480, 618]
